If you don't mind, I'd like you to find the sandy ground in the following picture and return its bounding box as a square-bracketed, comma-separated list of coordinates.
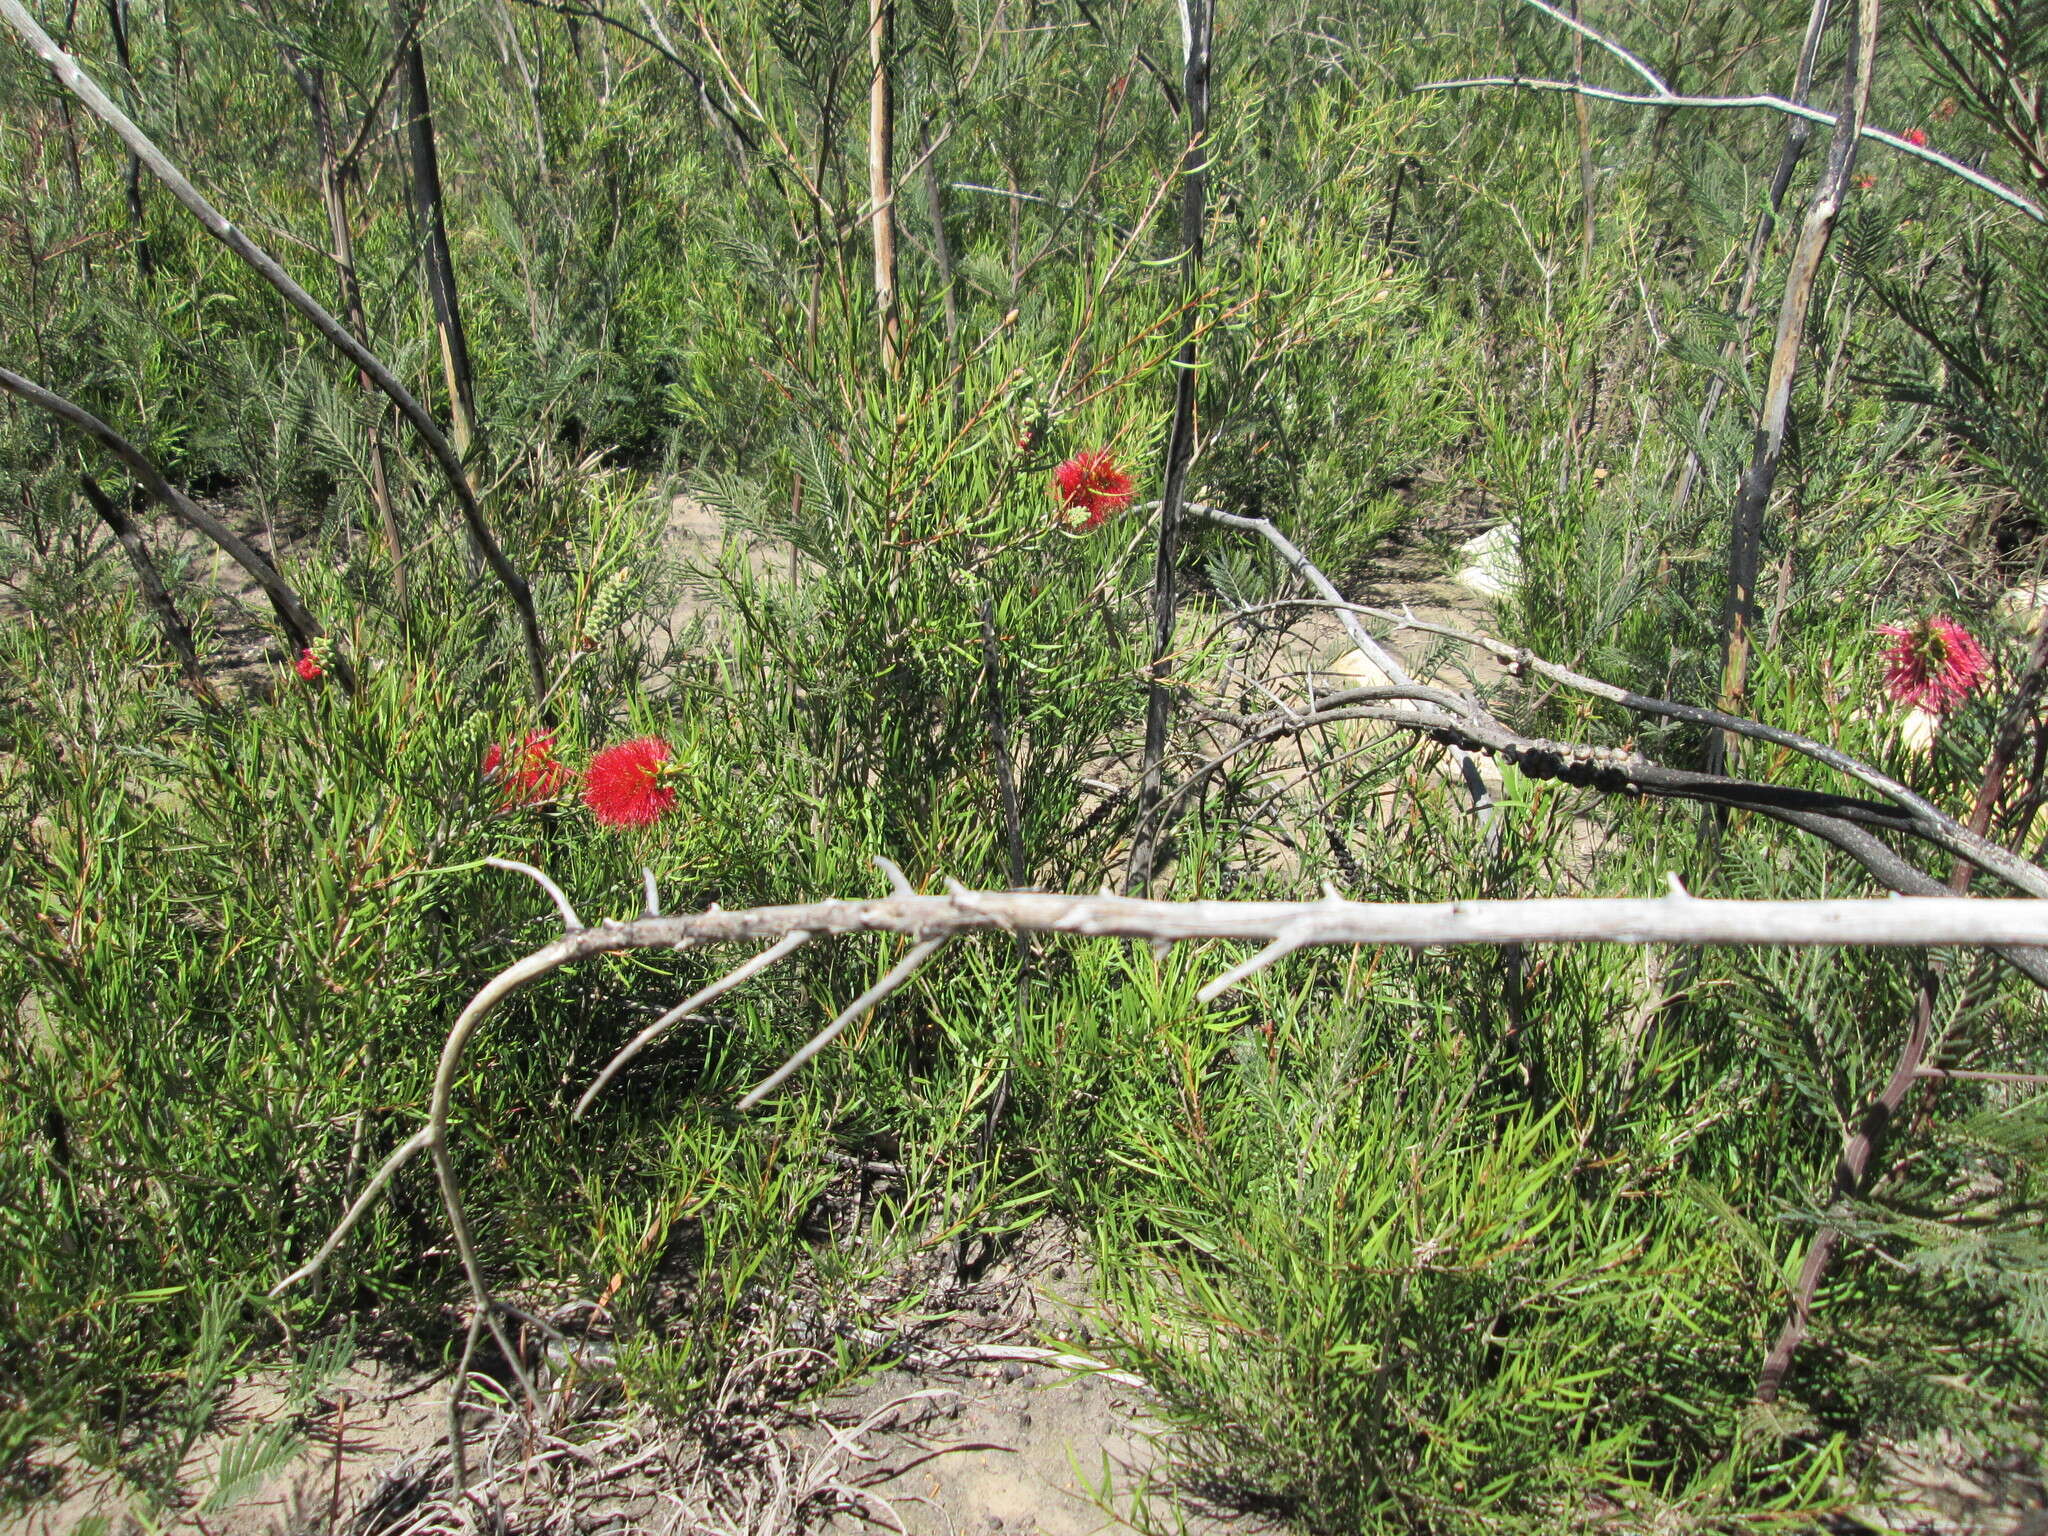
[13, 1228, 1260, 1536]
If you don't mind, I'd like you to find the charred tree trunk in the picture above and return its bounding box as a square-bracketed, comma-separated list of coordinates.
[1125, 0, 1212, 893]
[79, 472, 209, 696]
[399, 31, 482, 465]
[292, 60, 407, 607]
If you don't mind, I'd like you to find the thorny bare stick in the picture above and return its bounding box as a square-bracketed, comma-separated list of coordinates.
[264, 851, 2048, 1474]
[279, 877, 2048, 1265]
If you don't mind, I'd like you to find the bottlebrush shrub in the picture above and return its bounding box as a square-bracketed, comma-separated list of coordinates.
[1053, 449, 1135, 531]
[482, 730, 568, 811]
[583, 736, 681, 827]
[1877, 614, 1990, 714]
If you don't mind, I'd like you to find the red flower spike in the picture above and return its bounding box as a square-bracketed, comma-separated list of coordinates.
[295, 648, 324, 682]
[483, 730, 567, 811]
[1904, 127, 1930, 148]
[583, 736, 680, 828]
[1053, 449, 1135, 531]
[1877, 614, 1990, 715]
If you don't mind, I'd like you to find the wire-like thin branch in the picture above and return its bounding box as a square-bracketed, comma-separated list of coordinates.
[1413, 0, 2045, 226]
[945, 182, 1134, 238]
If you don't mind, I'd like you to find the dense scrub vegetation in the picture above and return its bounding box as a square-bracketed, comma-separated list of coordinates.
[4, 0, 2047, 1527]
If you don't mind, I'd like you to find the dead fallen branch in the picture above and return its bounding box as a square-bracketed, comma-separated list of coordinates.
[277, 857, 2048, 1301]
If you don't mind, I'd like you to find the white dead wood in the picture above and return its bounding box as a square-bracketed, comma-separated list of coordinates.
[280, 857, 2048, 1299]
[277, 857, 2048, 1304]
[279, 858, 2048, 1281]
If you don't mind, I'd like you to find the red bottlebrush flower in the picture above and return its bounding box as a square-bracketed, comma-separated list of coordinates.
[1052, 448, 1135, 531]
[1903, 126, 1930, 148]
[1878, 614, 1990, 714]
[483, 730, 567, 811]
[582, 736, 680, 828]
[295, 647, 324, 682]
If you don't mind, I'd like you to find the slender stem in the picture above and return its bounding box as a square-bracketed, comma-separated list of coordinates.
[78, 473, 208, 696]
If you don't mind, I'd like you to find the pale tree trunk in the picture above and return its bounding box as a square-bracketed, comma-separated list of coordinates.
[867, 0, 901, 376]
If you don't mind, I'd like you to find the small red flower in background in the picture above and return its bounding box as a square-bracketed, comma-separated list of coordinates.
[1878, 614, 1990, 714]
[483, 730, 567, 811]
[1053, 449, 1135, 531]
[1854, 172, 1878, 192]
[295, 648, 324, 682]
[583, 736, 680, 828]
[1903, 126, 1930, 148]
